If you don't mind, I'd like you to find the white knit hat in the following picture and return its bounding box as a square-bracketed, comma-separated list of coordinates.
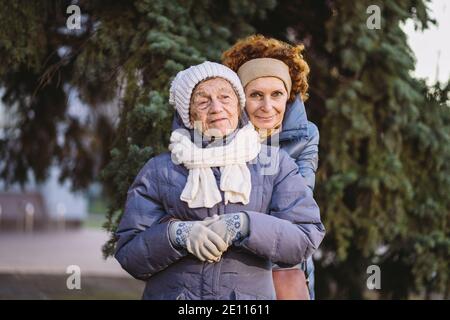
[169, 61, 246, 129]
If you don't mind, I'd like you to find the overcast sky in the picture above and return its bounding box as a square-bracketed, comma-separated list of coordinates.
[402, 0, 450, 85]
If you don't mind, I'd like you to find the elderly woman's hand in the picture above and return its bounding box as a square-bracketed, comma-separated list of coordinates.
[205, 213, 249, 246]
[169, 216, 229, 262]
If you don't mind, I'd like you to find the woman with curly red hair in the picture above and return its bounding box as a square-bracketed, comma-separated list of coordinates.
[222, 34, 320, 300]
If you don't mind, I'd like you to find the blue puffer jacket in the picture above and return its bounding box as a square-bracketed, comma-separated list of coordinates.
[115, 114, 325, 300]
[277, 95, 320, 299]
[279, 95, 319, 193]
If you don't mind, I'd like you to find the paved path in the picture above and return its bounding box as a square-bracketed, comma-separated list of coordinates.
[0, 229, 132, 278]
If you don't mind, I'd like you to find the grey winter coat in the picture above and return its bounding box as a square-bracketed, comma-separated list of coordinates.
[114, 114, 325, 300]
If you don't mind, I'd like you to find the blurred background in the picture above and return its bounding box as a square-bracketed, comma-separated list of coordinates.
[0, 0, 448, 299]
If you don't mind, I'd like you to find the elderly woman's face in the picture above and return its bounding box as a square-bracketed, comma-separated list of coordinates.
[190, 77, 240, 137]
[244, 77, 288, 129]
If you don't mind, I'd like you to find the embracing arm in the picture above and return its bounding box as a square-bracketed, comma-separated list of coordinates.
[295, 121, 319, 193]
[236, 150, 325, 267]
[114, 158, 187, 281]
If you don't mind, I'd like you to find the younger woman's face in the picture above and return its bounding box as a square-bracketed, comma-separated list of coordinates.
[244, 77, 288, 129]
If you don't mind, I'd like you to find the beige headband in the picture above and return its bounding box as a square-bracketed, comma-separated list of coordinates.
[237, 58, 292, 94]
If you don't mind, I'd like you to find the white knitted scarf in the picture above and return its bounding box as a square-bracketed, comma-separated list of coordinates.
[169, 123, 261, 208]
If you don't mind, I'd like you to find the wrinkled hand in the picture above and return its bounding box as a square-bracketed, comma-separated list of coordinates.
[169, 216, 228, 263]
[205, 213, 249, 247]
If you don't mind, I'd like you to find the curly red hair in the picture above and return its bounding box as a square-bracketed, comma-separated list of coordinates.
[222, 34, 310, 102]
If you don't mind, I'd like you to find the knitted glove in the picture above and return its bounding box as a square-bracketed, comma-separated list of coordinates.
[169, 216, 228, 262]
[206, 212, 250, 246]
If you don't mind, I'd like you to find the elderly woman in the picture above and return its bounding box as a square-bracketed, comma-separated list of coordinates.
[114, 61, 325, 300]
[222, 35, 319, 299]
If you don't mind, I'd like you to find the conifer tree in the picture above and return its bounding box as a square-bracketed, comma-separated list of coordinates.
[0, 0, 447, 299]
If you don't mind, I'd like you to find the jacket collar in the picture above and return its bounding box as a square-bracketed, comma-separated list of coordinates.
[278, 95, 309, 142]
